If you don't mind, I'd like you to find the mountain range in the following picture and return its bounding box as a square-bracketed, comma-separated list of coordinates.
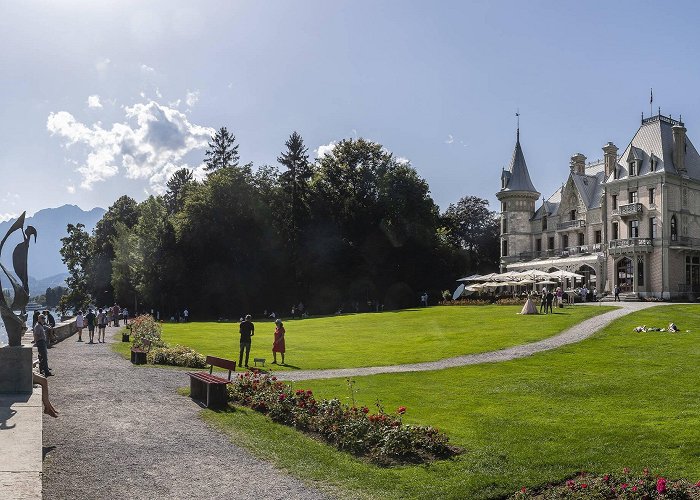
[0, 205, 105, 292]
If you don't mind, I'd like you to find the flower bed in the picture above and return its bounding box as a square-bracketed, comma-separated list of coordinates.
[228, 371, 461, 466]
[511, 468, 700, 499]
[147, 345, 206, 368]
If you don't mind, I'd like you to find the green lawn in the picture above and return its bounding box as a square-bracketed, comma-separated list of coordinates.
[159, 305, 614, 370]
[203, 304, 700, 499]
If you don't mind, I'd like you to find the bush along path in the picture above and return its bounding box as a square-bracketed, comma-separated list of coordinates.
[42, 322, 330, 500]
[277, 301, 670, 382]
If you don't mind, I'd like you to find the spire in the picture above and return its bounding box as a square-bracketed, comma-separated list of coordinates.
[500, 131, 539, 194]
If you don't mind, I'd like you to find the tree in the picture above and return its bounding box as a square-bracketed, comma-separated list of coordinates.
[441, 196, 500, 272]
[204, 127, 240, 171]
[165, 168, 194, 214]
[59, 223, 92, 310]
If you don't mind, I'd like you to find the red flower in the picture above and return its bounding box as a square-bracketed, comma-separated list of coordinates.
[632, 486, 638, 492]
[278, 393, 287, 401]
[603, 474, 610, 482]
[397, 406, 407, 415]
[580, 483, 587, 488]
[621, 483, 628, 489]
[695, 480, 700, 488]
[361, 406, 369, 414]
[657, 477, 667, 494]
[520, 487, 526, 493]
[306, 390, 313, 396]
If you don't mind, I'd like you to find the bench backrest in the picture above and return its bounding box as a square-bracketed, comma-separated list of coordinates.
[206, 355, 237, 380]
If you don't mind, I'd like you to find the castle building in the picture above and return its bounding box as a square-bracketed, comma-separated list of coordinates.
[497, 113, 700, 299]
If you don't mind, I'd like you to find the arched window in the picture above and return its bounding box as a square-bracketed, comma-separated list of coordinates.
[671, 215, 678, 241]
[542, 216, 547, 231]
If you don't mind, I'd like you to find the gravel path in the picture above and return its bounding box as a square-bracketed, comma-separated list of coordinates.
[279, 301, 671, 382]
[42, 326, 330, 500]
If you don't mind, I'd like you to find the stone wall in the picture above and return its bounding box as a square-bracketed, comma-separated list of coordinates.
[53, 319, 77, 343]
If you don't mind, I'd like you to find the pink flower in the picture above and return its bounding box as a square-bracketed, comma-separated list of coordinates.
[632, 486, 638, 492]
[397, 406, 407, 415]
[603, 474, 610, 482]
[657, 477, 667, 494]
[566, 480, 575, 490]
[621, 483, 628, 489]
[695, 480, 700, 488]
[520, 487, 527, 493]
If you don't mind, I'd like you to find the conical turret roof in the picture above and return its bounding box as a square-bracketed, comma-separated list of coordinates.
[501, 133, 538, 194]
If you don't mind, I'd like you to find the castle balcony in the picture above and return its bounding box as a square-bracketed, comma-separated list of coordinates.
[608, 238, 653, 255]
[670, 236, 700, 250]
[556, 219, 586, 230]
[612, 203, 643, 218]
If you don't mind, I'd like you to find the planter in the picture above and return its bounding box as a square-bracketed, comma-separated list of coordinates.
[130, 349, 147, 365]
[122, 333, 130, 342]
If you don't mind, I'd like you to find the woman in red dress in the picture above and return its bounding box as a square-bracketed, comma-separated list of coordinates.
[272, 318, 286, 365]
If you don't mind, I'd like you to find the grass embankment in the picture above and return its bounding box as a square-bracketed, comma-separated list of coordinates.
[203, 304, 700, 499]
[157, 305, 614, 370]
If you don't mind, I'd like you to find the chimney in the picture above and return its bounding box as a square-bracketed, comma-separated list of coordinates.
[673, 122, 687, 174]
[570, 153, 586, 174]
[602, 142, 618, 179]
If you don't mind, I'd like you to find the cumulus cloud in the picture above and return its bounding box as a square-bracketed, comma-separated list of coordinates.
[185, 89, 200, 108]
[445, 134, 454, 144]
[47, 98, 214, 191]
[87, 95, 102, 108]
[0, 213, 18, 222]
[66, 185, 76, 194]
[315, 141, 337, 158]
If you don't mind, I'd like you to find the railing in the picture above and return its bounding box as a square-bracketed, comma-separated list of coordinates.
[678, 283, 700, 293]
[608, 238, 653, 251]
[672, 236, 700, 248]
[613, 203, 643, 216]
[556, 219, 586, 230]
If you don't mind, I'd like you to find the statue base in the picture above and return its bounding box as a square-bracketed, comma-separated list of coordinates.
[0, 346, 33, 393]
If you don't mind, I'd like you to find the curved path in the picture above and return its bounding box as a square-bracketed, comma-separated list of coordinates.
[278, 301, 670, 381]
[42, 326, 330, 500]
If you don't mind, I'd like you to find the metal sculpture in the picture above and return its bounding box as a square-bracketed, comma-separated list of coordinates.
[0, 212, 36, 346]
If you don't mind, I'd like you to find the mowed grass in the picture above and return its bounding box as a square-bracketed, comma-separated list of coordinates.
[159, 305, 614, 370]
[203, 304, 700, 499]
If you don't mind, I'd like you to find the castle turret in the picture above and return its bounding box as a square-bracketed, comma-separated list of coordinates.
[673, 121, 687, 174]
[602, 142, 618, 179]
[496, 129, 540, 269]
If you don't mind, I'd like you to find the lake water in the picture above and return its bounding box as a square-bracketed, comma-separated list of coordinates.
[0, 313, 55, 346]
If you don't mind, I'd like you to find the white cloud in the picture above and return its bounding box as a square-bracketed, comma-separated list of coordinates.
[140, 64, 155, 74]
[66, 185, 76, 194]
[0, 213, 18, 222]
[87, 95, 103, 108]
[47, 99, 214, 191]
[315, 141, 337, 158]
[396, 156, 410, 165]
[185, 89, 200, 108]
[445, 134, 454, 144]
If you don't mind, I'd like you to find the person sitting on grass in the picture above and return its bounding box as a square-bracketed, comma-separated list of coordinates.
[272, 318, 285, 365]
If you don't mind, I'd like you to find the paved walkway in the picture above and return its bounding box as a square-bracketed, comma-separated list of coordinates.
[42, 326, 329, 500]
[279, 301, 670, 381]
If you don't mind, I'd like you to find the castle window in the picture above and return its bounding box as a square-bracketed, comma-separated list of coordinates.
[536, 238, 542, 252]
[638, 260, 644, 286]
[578, 233, 585, 246]
[612, 221, 619, 240]
[502, 240, 508, 256]
[650, 217, 657, 238]
[501, 201, 507, 212]
[502, 218, 508, 233]
[629, 191, 638, 204]
[650, 157, 657, 172]
[686, 256, 700, 285]
[629, 160, 637, 176]
[629, 219, 639, 238]
[595, 230, 601, 244]
[542, 216, 547, 231]
[612, 194, 617, 209]
[548, 236, 554, 250]
[671, 215, 677, 241]
[562, 234, 569, 248]
[649, 188, 655, 205]
[570, 209, 576, 221]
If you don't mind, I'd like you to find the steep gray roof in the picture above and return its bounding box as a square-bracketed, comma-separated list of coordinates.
[500, 137, 539, 194]
[614, 115, 700, 180]
[572, 161, 605, 209]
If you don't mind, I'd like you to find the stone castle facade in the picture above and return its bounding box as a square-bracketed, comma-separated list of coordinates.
[497, 113, 700, 299]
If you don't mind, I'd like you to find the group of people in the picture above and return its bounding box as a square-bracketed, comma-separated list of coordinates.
[238, 315, 286, 368]
[74, 304, 129, 344]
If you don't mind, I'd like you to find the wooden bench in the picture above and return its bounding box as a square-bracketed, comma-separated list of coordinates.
[186, 356, 237, 408]
[130, 339, 151, 365]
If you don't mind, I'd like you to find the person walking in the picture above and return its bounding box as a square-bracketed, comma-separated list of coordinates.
[112, 304, 120, 327]
[272, 318, 286, 365]
[539, 288, 547, 313]
[75, 310, 85, 342]
[97, 308, 107, 343]
[122, 307, 128, 326]
[34, 314, 52, 376]
[183, 308, 189, 322]
[86, 308, 96, 343]
[546, 289, 554, 314]
[614, 284, 620, 302]
[238, 314, 254, 368]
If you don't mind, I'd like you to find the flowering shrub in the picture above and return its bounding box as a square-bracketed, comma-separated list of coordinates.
[147, 345, 206, 368]
[440, 299, 493, 306]
[510, 468, 700, 499]
[130, 314, 166, 349]
[228, 372, 461, 465]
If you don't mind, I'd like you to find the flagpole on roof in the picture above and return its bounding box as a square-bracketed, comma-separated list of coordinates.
[650, 88, 653, 119]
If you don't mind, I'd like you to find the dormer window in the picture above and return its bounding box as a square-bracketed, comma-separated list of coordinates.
[629, 160, 638, 176]
[542, 216, 547, 231]
[570, 209, 576, 221]
[649, 155, 658, 172]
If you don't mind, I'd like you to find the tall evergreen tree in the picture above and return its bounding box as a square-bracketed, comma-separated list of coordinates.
[204, 127, 240, 171]
[165, 168, 194, 214]
[59, 223, 92, 310]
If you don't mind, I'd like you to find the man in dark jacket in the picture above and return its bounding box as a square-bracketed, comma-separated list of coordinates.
[238, 314, 254, 368]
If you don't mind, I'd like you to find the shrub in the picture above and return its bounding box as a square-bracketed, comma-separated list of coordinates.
[228, 372, 461, 466]
[130, 314, 166, 349]
[511, 468, 700, 499]
[147, 345, 207, 368]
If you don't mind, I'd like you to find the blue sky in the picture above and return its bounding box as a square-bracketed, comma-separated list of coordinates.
[2, 0, 700, 219]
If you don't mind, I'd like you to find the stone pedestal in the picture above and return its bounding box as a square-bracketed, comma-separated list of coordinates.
[0, 346, 33, 393]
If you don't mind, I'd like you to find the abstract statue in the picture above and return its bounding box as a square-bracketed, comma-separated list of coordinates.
[0, 212, 36, 347]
